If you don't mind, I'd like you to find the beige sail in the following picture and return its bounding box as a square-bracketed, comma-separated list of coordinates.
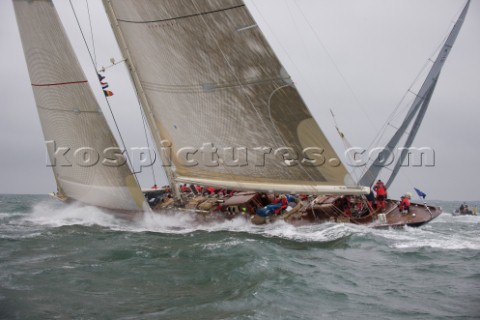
[13, 0, 147, 210]
[103, 0, 369, 195]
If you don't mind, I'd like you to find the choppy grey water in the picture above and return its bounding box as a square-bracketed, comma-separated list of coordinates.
[0, 194, 479, 320]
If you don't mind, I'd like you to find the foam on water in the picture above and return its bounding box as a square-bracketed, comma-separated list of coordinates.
[443, 212, 480, 224]
[16, 200, 365, 242]
[368, 215, 480, 250]
[11, 199, 480, 249]
[19, 200, 260, 233]
[23, 201, 123, 228]
[2, 196, 480, 319]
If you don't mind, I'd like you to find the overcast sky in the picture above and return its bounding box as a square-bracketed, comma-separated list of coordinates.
[0, 0, 479, 201]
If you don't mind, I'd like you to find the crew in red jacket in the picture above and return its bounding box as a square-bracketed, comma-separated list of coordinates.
[373, 180, 387, 211]
[273, 194, 288, 215]
[399, 193, 411, 214]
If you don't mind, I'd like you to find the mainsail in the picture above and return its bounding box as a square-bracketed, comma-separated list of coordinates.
[13, 0, 147, 211]
[359, 0, 471, 188]
[102, 0, 369, 195]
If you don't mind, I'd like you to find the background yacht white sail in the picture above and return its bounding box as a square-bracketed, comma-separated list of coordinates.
[359, 0, 471, 188]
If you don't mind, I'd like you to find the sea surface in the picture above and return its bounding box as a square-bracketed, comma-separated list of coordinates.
[0, 194, 479, 320]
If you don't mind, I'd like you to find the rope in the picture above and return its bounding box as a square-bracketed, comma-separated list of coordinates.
[139, 102, 160, 186]
[360, 5, 462, 184]
[68, 0, 140, 186]
[292, 0, 378, 132]
[85, 0, 97, 67]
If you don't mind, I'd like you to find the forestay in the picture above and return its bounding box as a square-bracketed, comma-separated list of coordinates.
[14, 0, 147, 211]
[103, 0, 368, 195]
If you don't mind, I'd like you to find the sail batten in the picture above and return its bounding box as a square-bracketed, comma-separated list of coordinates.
[103, 0, 365, 195]
[13, 0, 147, 211]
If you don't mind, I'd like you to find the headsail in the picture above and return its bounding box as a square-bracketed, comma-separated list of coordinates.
[359, 0, 471, 188]
[102, 0, 369, 195]
[13, 0, 147, 211]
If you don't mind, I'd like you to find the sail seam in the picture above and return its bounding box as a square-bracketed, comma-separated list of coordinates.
[32, 80, 88, 87]
[116, 4, 245, 24]
[141, 77, 290, 93]
[37, 105, 101, 114]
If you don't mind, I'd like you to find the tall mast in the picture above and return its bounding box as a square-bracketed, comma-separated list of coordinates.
[102, 0, 179, 198]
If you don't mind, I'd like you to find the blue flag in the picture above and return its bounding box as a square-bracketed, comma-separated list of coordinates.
[414, 188, 427, 199]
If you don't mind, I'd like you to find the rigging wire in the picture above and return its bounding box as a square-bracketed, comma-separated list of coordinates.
[357, 5, 461, 184]
[68, 0, 141, 186]
[139, 98, 161, 187]
[366, 34, 448, 155]
[248, 1, 329, 113]
[357, 63, 430, 182]
[392, 2, 467, 192]
[84, 0, 97, 68]
[285, 0, 360, 185]
[292, 0, 378, 132]
[383, 4, 466, 196]
[107, 52, 163, 186]
[291, 0, 463, 190]
[288, 0, 384, 188]
[284, 1, 317, 76]
[250, 0, 376, 189]
[92, 56, 161, 186]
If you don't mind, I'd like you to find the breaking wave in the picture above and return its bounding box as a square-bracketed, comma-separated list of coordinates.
[9, 198, 479, 249]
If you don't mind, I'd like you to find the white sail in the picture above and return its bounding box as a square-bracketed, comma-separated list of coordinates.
[13, 0, 147, 211]
[103, 0, 369, 195]
[359, 0, 471, 188]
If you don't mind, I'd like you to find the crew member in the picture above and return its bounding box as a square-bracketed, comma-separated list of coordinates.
[399, 193, 411, 214]
[206, 186, 216, 195]
[373, 179, 387, 211]
[273, 194, 288, 215]
[366, 190, 376, 209]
